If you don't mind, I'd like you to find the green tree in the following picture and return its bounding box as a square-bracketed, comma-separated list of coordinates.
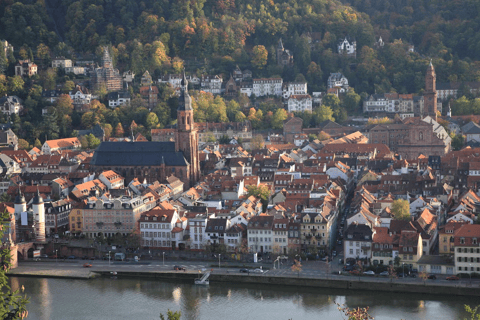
[17, 139, 30, 150]
[0, 210, 29, 319]
[0, 42, 7, 75]
[160, 310, 181, 320]
[34, 139, 42, 149]
[451, 133, 465, 151]
[271, 108, 288, 129]
[7, 76, 24, 96]
[246, 185, 270, 203]
[145, 112, 160, 129]
[464, 304, 480, 320]
[343, 89, 361, 113]
[86, 134, 101, 149]
[251, 45, 268, 69]
[234, 111, 246, 122]
[313, 105, 335, 124]
[391, 199, 410, 221]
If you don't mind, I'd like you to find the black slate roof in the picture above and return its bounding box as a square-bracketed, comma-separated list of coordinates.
[91, 141, 188, 167]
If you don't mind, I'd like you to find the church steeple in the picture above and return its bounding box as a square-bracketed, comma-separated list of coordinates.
[176, 70, 199, 186]
[424, 60, 437, 121]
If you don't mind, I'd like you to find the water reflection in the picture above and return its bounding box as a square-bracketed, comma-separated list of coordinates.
[10, 277, 479, 320]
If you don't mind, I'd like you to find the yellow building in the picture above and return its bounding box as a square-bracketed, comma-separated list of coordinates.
[438, 220, 469, 255]
[69, 207, 84, 234]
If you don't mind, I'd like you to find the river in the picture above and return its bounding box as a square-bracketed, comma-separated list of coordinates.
[10, 277, 477, 320]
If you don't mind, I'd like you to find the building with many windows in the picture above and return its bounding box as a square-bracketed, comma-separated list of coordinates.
[247, 215, 274, 254]
[82, 194, 156, 238]
[453, 224, 480, 274]
[253, 78, 283, 97]
[139, 207, 187, 250]
[343, 223, 372, 261]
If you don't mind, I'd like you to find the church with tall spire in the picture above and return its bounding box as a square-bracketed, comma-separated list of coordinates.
[90, 71, 200, 188]
[423, 60, 438, 121]
[175, 72, 200, 185]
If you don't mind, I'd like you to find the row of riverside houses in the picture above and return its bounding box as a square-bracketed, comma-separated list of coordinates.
[3, 76, 480, 274]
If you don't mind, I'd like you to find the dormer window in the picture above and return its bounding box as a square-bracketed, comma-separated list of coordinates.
[473, 238, 478, 245]
[461, 238, 465, 244]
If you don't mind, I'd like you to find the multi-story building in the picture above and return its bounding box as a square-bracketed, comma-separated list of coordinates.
[343, 223, 372, 261]
[247, 215, 274, 254]
[107, 92, 131, 108]
[83, 194, 156, 238]
[283, 82, 307, 99]
[300, 202, 338, 253]
[15, 60, 37, 77]
[205, 218, 229, 250]
[272, 218, 289, 255]
[41, 137, 81, 155]
[225, 223, 246, 252]
[188, 213, 207, 250]
[337, 37, 356, 57]
[200, 75, 223, 95]
[363, 93, 415, 114]
[327, 73, 349, 91]
[439, 220, 470, 255]
[367, 117, 451, 159]
[287, 95, 312, 113]
[139, 207, 187, 249]
[453, 224, 480, 274]
[98, 170, 124, 189]
[52, 57, 73, 69]
[44, 198, 74, 236]
[371, 227, 398, 266]
[253, 78, 283, 97]
[0, 96, 23, 116]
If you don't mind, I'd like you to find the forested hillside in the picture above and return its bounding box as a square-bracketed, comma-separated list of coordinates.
[1, 0, 480, 148]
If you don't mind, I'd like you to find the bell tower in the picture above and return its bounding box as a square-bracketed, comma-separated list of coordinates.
[175, 71, 200, 186]
[424, 60, 437, 121]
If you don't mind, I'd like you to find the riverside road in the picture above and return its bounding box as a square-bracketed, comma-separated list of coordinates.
[14, 259, 480, 288]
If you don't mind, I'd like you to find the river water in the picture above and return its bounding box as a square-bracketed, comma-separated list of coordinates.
[10, 277, 477, 320]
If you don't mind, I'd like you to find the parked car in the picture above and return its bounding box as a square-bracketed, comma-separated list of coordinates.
[363, 271, 375, 275]
[427, 275, 437, 280]
[83, 263, 92, 268]
[332, 251, 337, 257]
[343, 265, 355, 271]
[67, 255, 76, 259]
[349, 270, 360, 275]
[379, 271, 390, 276]
[173, 266, 186, 271]
[39, 254, 49, 259]
[239, 268, 249, 273]
[446, 276, 459, 281]
[253, 268, 264, 273]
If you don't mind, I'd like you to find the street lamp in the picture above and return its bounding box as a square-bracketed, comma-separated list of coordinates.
[218, 254, 221, 269]
[162, 252, 165, 266]
[55, 250, 58, 263]
[402, 263, 405, 278]
[108, 251, 111, 265]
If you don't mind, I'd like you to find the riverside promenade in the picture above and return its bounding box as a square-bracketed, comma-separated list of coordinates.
[9, 260, 480, 297]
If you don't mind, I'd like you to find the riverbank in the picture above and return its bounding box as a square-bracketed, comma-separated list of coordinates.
[10, 263, 479, 297]
[95, 270, 480, 297]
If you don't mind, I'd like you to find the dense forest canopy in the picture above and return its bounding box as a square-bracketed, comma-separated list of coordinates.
[1, 0, 480, 147]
